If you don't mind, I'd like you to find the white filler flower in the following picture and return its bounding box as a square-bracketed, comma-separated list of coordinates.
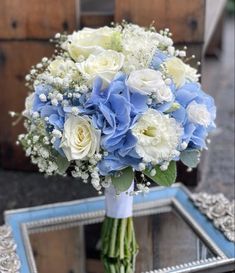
[48, 57, 78, 79]
[132, 109, 182, 164]
[127, 68, 173, 103]
[187, 101, 211, 127]
[61, 115, 100, 161]
[22, 93, 35, 118]
[77, 49, 124, 86]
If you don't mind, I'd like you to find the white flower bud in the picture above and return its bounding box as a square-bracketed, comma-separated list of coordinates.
[56, 93, 63, 101]
[36, 63, 43, 69]
[180, 142, 188, 150]
[139, 163, 146, 171]
[9, 111, 16, 117]
[52, 129, 62, 138]
[167, 46, 175, 56]
[62, 100, 69, 107]
[39, 94, 47, 102]
[33, 135, 40, 143]
[150, 169, 156, 176]
[55, 33, 61, 39]
[32, 112, 39, 119]
[160, 162, 169, 171]
[164, 78, 172, 85]
[30, 69, 36, 75]
[179, 50, 186, 57]
[51, 98, 58, 106]
[71, 107, 79, 115]
[42, 57, 48, 63]
[25, 75, 31, 81]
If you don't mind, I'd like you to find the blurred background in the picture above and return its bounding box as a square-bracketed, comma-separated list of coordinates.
[0, 0, 234, 224]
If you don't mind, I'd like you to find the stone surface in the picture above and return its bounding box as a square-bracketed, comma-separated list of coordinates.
[196, 17, 235, 200]
[0, 172, 97, 224]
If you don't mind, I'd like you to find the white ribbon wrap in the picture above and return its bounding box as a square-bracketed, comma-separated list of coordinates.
[105, 182, 134, 219]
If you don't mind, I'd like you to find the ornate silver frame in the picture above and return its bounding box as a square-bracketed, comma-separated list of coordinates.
[4, 184, 235, 273]
[0, 225, 21, 273]
[191, 192, 235, 242]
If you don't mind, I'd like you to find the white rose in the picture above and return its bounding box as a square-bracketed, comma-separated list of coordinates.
[132, 109, 182, 164]
[187, 101, 211, 127]
[60, 115, 100, 161]
[155, 86, 173, 103]
[23, 93, 35, 118]
[164, 57, 200, 87]
[184, 63, 200, 82]
[127, 69, 173, 102]
[77, 50, 125, 86]
[164, 57, 186, 88]
[63, 27, 120, 61]
[48, 57, 79, 79]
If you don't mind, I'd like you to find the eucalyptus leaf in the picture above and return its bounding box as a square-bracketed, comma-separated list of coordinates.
[180, 149, 200, 168]
[112, 167, 134, 193]
[55, 155, 70, 174]
[144, 161, 177, 187]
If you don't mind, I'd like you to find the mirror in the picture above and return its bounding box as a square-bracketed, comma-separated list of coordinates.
[27, 206, 217, 273]
[5, 185, 234, 273]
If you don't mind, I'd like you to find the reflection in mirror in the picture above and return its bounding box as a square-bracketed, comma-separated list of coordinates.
[28, 207, 217, 273]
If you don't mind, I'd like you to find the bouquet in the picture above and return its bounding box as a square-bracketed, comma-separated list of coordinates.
[13, 22, 216, 272]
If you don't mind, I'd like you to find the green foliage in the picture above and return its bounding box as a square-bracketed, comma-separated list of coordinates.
[112, 167, 134, 193]
[55, 155, 70, 174]
[144, 161, 177, 187]
[180, 149, 200, 168]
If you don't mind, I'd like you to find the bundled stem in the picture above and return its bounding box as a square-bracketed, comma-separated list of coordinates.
[101, 216, 138, 273]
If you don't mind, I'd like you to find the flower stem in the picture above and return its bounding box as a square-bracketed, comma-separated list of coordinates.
[101, 216, 138, 273]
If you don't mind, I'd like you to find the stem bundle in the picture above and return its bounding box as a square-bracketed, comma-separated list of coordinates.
[101, 216, 138, 273]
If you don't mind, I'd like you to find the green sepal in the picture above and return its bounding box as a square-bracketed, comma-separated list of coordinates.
[144, 161, 177, 187]
[164, 102, 181, 113]
[112, 167, 134, 193]
[180, 149, 200, 168]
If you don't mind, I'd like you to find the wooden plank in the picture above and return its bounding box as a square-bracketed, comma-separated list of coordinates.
[0, 41, 54, 170]
[0, 0, 78, 39]
[81, 13, 114, 28]
[81, 0, 115, 13]
[30, 227, 85, 273]
[115, 0, 206, 43]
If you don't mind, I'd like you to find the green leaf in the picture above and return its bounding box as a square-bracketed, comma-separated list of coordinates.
[180, 149, 200, 168]
[55, 155, 70, 174]
[144, 161, 177, 187]
[112, 167, 134, 193]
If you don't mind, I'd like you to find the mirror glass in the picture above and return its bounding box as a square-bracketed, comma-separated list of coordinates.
[28, 207, 217, 273]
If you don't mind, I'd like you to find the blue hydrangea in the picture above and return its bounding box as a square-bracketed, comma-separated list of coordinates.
[33, 84, 65, 130]
[171, 83, 216, 149]
[150, 50, 168, 70]
[85, 73, 148, 175]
